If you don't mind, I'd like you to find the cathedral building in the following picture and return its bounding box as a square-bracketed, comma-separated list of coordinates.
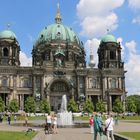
[0, 5, 126, 112]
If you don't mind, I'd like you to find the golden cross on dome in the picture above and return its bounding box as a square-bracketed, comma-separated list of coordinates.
[55, 2, 62, 23]
[6, 23, 11, 30]
[107, 29, 110, 34]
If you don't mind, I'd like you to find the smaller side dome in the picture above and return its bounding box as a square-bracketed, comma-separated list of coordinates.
[0, 30, 17, 40]
[101, 34, 117, 43]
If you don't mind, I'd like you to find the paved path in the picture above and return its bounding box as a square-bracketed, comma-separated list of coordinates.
[0, 120, 140, 140]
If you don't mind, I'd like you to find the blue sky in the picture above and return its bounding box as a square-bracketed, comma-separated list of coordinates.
[0, 0, 140, 95]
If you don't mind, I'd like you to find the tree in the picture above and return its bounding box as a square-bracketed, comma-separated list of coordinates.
[83, 98, 94, 113]
[137, 102, 140, 115]
[0, 97, 5, 112]
[127, 95, 140, 114]
[40, 98, 50, 113]
[67, 97, 78, 112]
[126, 98, 137, 112]
[9, 99, 19, 113]
[112, 98, 124, 113]
[24, 97, 36, 113]
[96, 100, 106, 113]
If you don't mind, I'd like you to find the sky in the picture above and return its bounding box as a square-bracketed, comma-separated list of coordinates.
[0, 0, 140, 95]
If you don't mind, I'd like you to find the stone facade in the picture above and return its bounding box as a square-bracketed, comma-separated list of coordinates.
[0, 7, 126, 112]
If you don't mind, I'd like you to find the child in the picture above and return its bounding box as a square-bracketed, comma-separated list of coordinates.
[89, 115, 94, 133]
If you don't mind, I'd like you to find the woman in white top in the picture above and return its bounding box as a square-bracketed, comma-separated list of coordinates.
[105, 115, 115, 140]
[52, 114, 58, 134]
[46, 113, 52, 134]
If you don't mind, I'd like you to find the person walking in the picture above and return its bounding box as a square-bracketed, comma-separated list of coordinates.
[89, 115, 94, 133]
[93, 113, 103, 140]
[105, 114, 115, 140]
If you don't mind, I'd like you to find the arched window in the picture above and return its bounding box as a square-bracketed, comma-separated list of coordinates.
[20, 78, 31, 88]
[111, 78, 116, 88]
[3, 48, 9, 57]
[93, 79, 96, 88]
[110, 51, 116, 60]
[51, 81, 68, 92]
[2, 77, 8, 87]
[45, 50, 50, 60]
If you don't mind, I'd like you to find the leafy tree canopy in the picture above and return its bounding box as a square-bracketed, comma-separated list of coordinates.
[83, 98, 94, 113]
[96, 100, 106, 113]
[40, 98, 50, 113]
[67, 97, 78, 112]
[0, 97, 5, 112]
[9, 99, 19, 113]
[112, 98, 124, 113]
[24, 97, 36, 113]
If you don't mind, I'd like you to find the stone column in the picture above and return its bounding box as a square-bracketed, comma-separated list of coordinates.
[13, 75, 17, 99]
[109, 95, 112, 112]
[84, 76, 87, 98]
[33, 76, 36, 98]
[21, 94, 24, 110]
[77, 76, 80, 98]
[41, 76, 44, 99]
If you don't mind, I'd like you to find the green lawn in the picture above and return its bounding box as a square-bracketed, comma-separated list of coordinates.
[118, 132, 140, 140]
[0, 131, 37, 140]
[117, 116, 140, 120]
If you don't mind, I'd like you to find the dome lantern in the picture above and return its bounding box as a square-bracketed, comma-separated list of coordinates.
[55, 3, 62, 24]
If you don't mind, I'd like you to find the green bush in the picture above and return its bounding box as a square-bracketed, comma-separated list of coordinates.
[67, 97, 78, 112]
[0, 97, 5, 112]
[83, 98, 94, 113]
[9, 99, 19, 113]
[39, 98, 50, 113]
[24, 97, 36, 113]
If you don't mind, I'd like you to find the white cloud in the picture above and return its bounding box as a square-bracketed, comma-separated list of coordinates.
[20, 51, 32, 66]
[128, 0, 140, 10]
[77, 0, 124, 19]
[132, 16, 140, 25]
[76, 0, 124, 38]
[80, 13, 118, 38]
[124, 40, 140, 94]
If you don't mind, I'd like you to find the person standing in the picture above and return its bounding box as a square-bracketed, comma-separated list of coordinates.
[14, 115, 17, 122]
[52, 114, 58, 134]
[7, 115, 11, 125]
[93, 113, 103, 140]
[105, 114, 115, 140]
[89, 115, 94, 133]
[46, 113, 52, 134]
[25, 115, 28, 127]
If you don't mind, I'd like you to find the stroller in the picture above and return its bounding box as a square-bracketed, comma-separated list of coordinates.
[44, 123, 53, 134]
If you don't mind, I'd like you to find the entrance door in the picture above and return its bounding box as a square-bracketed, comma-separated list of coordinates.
[50, 80, 70, 112]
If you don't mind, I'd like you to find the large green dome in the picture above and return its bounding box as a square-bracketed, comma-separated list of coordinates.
[0, 30, 17, 40]
[34, 4, 81, 47]
[35, 23, 80, 46]
[101, 34, 117, 43]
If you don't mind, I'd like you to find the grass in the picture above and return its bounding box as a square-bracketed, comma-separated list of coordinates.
[0, 131, 37, 140]
[2, 115, 46, 121]
[74, 115, 140, 122]
[1, 114, 140, 122]
[118, 132, 140, 140]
